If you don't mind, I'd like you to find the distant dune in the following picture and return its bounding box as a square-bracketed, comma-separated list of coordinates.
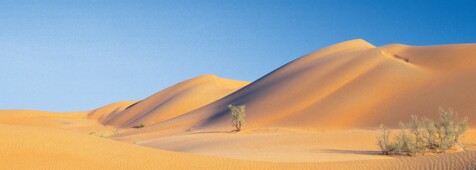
[89, 75, 249, 127]
[132, 39, 476, 134]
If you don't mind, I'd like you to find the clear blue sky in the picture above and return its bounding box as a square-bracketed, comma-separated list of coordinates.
[1, 0, 475, 112]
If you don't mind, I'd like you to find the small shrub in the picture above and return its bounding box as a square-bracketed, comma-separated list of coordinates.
[406, 115, 427, 155]
[132, 122, 145, 129]
[228, 104, 246, 132]
[455, 117, 468, 144]
[423, 117, 438, 149]
[376, 124, 391, 155]
[392, 124, 409, 155]
[395, 122, 416, 156]
[89, 129, 120, 138]
[436, 107, 468, 152]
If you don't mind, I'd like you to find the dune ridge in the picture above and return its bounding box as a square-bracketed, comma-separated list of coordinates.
[87, 101, 139, 120]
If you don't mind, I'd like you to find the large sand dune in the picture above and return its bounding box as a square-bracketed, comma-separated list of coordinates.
[136, 39, 476, 134]
[89, 75, 249, 127]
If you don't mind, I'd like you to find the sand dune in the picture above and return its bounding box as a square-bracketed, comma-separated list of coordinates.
[136, 39, 476, 134]
[89, 75, 249, 127]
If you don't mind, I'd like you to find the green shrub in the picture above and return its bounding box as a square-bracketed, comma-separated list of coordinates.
[228, 104, 246, 132]
[395, 122, 417, 156]
[392, 124, 408, 155]
[376, 124, 391, 155]
[406, 115, 427, 155]
[436, 107, 468, 152]
[423, 117, 438, 149]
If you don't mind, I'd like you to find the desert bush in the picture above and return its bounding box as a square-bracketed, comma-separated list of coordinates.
[436, 107, 468, 152]
[392, 124, 409, 155]
[132, 122, 145, 129]
[228, 104, 246, 132]
[376, 124, 391, 155]
[393, 122, 417, 156]
[423, 117, 438, 149]
[406, 115, 427, 155]
[89, 129, 119, 138]
[377, 107, 469, 156]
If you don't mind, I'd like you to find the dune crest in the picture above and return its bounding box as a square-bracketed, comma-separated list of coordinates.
[88, 101, 139, 120]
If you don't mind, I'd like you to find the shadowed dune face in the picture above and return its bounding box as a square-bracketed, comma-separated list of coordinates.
[89, 75, 249, 127]
[137, 39, 476, 133]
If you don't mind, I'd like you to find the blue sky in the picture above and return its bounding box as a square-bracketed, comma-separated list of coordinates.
[1, 0, 475, 111]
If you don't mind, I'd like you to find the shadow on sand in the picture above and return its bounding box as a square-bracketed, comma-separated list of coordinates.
[315, 149, 381, 156]
[188, 130, 237, 134]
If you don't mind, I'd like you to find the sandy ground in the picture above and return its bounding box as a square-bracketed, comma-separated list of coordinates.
[137, 129, 394, 162]
[125, 128, 476, 163]
[1, 111, 475, 169]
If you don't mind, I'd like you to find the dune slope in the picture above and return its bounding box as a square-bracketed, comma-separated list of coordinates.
[141, 39, 476, 133]
[90, 75, 249, 127]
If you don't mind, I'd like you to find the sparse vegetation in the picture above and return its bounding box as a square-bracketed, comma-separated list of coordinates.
[132, 122, 145, 129]
[377, 107, 468, 156]
[376, 124, 391, 155]
[436, 107, 468, 152]
[228, 104, 246, 132]
[89, 129, 119, 138]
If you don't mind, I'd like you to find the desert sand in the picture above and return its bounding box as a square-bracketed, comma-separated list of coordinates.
[1, 39, 476, 169]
